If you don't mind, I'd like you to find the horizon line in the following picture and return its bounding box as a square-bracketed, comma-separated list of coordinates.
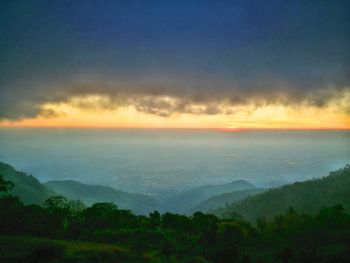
[0, 126, 349, 132]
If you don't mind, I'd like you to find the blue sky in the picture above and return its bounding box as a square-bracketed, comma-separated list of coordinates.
[0, 0, 349, 120]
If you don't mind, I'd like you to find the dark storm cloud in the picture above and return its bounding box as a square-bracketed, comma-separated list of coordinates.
[0, 0, 349, 119]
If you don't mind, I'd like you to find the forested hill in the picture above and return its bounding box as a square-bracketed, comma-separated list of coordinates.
[214, 165, 350, 222]
[1, 165, 350, 262]
[0, 162, 55, 205]
[45, 180, 159, 214]
[0, 162, 158, 214]
[189, 188, 265, 214]
[166, 179, 256, 213]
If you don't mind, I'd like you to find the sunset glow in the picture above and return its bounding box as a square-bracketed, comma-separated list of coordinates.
[1, 95, 349, 129]
[1, 1, 349, 130]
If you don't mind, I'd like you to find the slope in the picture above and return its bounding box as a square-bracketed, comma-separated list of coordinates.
[0, 162, 55, 205]
[189, 188, 265, 214]
[214, 165, 350, 222]
[45, 180, 159, 214]
[165, 179, 256, 213]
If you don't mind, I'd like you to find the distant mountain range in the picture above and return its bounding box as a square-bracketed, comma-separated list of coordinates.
[44, 180, 159, 214]
[0, 162, 159, 214]
[214, 165, 350, 222]
[188, 188, 265, 214]
[163, 179, 257, 213]
[2, 161, 350, 221]
[0, 161, 260, 214]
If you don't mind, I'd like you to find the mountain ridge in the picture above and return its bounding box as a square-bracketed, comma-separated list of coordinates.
[189, 187, 265, 214]
[0, 162, 55, 205]
[44, 179, 160, 214]
[164, 179, 256, 213]
[213, 165, 350, 222]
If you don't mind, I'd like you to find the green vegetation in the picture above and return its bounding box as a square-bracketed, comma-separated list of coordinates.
[214, 165, 350, 222]
[189, 188, 265, 214]
[1, 164, 350, 262]
[0, 162, 55, 205]
[0, 162, 158, 214]
[0, 162, 259, 214]
[166, 180, 256, 213]
[0, 235, 137, 263]
[45, 180, 160, 214]
[0, 174, 13, 193]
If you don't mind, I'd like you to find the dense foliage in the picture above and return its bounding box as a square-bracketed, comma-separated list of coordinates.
[0, 162, 258, 214]
[214, 165, 350, 222]
[166, 180, 256, 213]
[45, 180, 159, 214]
[1, 173, 350, 262]
[189, 188, 265, 214]
[0, 162, 55, 205]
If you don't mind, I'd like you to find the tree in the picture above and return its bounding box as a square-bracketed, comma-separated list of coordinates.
[161, 212, 193, 232]
[0, 175, 14, 193]
[44, 196, 73, 236]
[211, 222, 247, 263]
[192, 212, 219, 234]
[68, 199, 86, 216]
[0, 195, 23, 234]
[149, 210, 161, 228]
[44, 196, 72, 216]
[82, 202, 120, 230]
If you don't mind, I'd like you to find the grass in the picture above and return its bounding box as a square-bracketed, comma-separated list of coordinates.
[0, 235, 145, 262]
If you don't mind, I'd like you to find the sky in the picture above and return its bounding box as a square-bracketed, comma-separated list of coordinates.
[0, 0, 349, 129]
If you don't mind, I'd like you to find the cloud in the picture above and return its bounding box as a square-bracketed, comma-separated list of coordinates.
[0, 0, 349, 120]
[38, 108, 65, 119]
[1, 76, 349, 121]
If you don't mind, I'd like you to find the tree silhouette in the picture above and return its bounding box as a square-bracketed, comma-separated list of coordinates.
[0, 175, 14, 193]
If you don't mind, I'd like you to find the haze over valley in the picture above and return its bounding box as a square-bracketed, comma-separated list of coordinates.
[1, 1, 350, 262]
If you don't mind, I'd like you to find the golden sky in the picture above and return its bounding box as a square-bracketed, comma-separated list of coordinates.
[1, 95, 349, 129]
[2, 1, 350, 130]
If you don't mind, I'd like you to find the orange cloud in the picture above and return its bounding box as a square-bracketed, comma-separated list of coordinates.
[0, 95, 349, 129]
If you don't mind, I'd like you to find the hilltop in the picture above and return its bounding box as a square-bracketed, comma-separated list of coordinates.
[45, 180, 159, 214]
[214, 165, 350, 222]
[164, 180, 256, 213]
[0, 162, 55, 205]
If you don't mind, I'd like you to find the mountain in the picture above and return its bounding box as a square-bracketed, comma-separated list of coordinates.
[0, 161, 160, 214]
[189, 188, 265, 214]
[165, 180, 256, 213]
[44, 180, 159, 214]
[0, 162, 55, 205]
[214, 165, 350, 222]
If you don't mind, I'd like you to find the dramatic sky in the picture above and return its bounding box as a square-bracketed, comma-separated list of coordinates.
[1, 0, 349, 128]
